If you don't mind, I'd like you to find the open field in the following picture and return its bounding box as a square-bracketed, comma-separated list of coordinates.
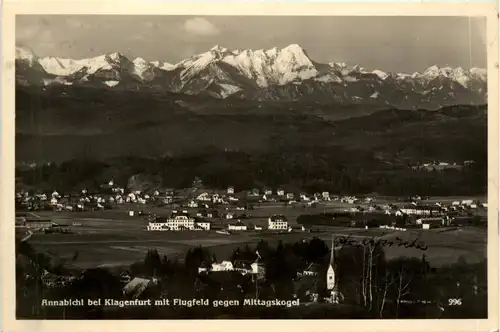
[22, 206, 487, 270]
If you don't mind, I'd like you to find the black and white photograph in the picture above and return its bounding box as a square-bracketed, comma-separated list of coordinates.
[4, 4, 498, 325]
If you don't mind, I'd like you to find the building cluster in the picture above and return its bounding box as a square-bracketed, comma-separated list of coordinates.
[198, 258, 266, 278]
[146, 212, 289, 232]
[147, 210, 211, 231]
[15, 180, 176, 212]
[411, 160, 475, 172]
[197, 242, 342, 304]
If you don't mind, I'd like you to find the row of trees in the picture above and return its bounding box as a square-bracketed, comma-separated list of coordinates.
[17, 146, 487, 196]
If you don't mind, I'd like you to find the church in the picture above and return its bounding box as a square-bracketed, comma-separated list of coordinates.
[326, 235, 343, 304]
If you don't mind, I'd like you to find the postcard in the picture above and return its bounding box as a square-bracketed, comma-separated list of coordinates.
[1, 1, 498, 332]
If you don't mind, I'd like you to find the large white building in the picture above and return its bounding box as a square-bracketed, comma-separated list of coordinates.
[400, 205, 442, 216]
[147, 211, 210, 231]
[268, 215, 288, 230]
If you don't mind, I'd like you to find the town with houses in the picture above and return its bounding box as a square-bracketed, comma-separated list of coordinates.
[16, 178, 487, 234]
[15, 178, 487, 310]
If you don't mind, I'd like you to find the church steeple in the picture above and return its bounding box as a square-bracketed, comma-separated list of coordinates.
[330, 234, 335, 267]
[327, 234, 336, 290]
[327, 233, 341, 303]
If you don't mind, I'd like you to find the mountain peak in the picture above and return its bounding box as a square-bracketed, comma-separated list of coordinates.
[106, 52, 125, 62]
[283, 43, 305, 52]
[372, 69, 389, 80]
[133, 57, 148, 65]
[424, 65, 440, 73]
[16, 46, 38, 64]
[281, 44, 309, 57]
[210, 45, 229, 53]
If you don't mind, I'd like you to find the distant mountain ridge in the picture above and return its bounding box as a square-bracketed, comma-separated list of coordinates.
[15, 45, 487, 109]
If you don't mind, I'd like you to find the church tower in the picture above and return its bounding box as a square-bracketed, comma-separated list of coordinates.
[326, 234, 340, 303]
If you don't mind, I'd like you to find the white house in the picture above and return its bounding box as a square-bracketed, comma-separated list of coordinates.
[196, 193, 211, 202]
[227, 186, 235, 195]
[188, 200, 199, 208]
[147, 222, 168, 231]
[452, 201, 460, 206]
[211, 261, 234, 272]
[461, 199, 474, 206]
[286, 193, 295, 200]
[302, 263, 322, 277]
[268, 215, 288, 230]
[322, 192, 331, 201]
[277, 189, 285, 196]
[300, 193, 311, 202]
[264, 189, 273, 196]
[196, 220, 211, 231]
[50, 197, 58, 206]
[416, 217, 445, 226]
[225, 213, 235, 220]
[212, 193, 224, 204]
[51, 191, 61, 199]
[228, 221, 247, 231]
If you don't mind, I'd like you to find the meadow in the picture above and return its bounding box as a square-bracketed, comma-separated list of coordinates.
[25, 203, 487, 270]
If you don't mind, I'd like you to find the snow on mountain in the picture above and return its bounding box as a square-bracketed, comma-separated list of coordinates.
[15, 44, 488, 108]
[371, 70, 389, 80]
[132, 57, 151, 80]
[104, 80, 120, 87]
[178, 44, 319, 88]
[218, 83, 242, 98]
[15, 46, 39, 66]
[273, 44, 318, 84]
[150, 60, 176, 71]
[39, 57, 85, 76]
[39, 53, 122, 76]
[421, 65, 441, 82]
[469, 67, 487, 82]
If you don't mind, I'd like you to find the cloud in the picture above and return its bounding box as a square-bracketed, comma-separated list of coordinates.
[183, 17, 220, 36]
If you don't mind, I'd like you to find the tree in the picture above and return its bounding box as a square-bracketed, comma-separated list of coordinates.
[144, 249, 162, 276]
[305, 237, 329, 263]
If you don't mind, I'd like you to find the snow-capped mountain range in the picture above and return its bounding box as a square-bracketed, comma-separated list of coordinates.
[15, 45, 487, 109]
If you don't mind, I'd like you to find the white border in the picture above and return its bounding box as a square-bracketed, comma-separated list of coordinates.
[1, 2, 498, 332]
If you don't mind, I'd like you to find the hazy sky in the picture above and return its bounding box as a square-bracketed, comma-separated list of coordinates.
[16, 15, 487, 73]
